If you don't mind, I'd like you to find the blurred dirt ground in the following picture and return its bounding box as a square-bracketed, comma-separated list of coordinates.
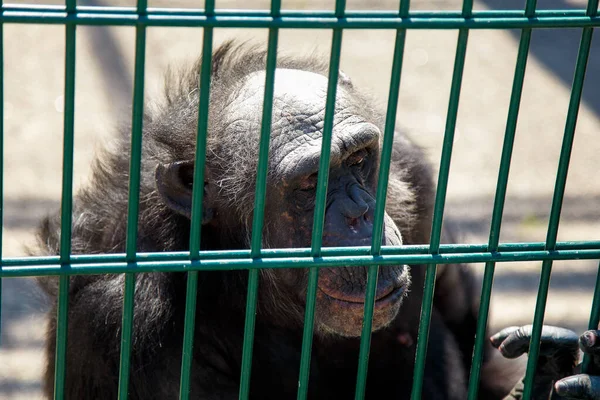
[1, 0, 599, 398]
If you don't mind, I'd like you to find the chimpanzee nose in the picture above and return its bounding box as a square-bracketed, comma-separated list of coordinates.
[343, 202, 369, 225]
[343, 185, 373, 228]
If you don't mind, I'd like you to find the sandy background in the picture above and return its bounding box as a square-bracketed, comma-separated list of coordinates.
[1, 0, 599, 398]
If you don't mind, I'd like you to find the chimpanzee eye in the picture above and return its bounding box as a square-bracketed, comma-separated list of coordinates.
[298, 173, 318, 191]
[294, 173, 317, 210]
[348, 149, 368, 167]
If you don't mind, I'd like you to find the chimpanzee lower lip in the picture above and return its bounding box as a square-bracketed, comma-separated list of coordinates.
[318, 284, 406, 308]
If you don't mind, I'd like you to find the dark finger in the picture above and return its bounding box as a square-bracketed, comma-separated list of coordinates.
[579, 331, 600, 376]
[554, 374, 600, 399]
[580, 331, 600, 354]
[490, 326, 521, 348]
[496, 326, 534, 358]
[497, 326, 579, 359]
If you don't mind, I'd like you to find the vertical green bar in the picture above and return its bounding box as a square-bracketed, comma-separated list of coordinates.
[522, 18, 595, 400]
[0, 3, 3, 347]
[582, 259, 600, 373]
[297, 266, 319, 400]
[354, 2, 408, 395]
[179, 1, 214, 398]
[466, 2, 536, 398]
[582, 3, 599, 378]
[118, 1, 147, 399]
[248, 6, 280, 258]
[308, 2, 345, 254]
[296, 2, 345, 398]
[411, 4, 470, 398]
[238, 2, 281, 398]
[54, 0, 77, 397]
[586, 260, 600, 331]
[399, 0, 410, 17]
[588, 0, 599, 15]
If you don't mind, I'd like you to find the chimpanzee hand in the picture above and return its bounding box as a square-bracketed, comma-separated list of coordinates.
[490, 325, 600, 400]
[553, 329, 600, 399]
[490, 325, 578, 399]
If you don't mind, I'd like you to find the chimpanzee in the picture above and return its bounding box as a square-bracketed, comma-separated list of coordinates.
[34, 40, 597, 399]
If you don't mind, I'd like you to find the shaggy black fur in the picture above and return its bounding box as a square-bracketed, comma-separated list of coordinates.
[36, 40, 519, 399]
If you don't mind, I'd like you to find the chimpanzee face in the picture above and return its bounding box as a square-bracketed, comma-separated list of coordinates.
[227, 69, 410, 336]
[156, 68, 410, 337]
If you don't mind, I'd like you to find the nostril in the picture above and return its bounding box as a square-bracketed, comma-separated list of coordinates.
[346, 217, 360, 229]
[355, 203, 369, 219]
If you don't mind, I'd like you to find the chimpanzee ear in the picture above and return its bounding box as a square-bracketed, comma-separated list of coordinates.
[155, 160, 215, 224]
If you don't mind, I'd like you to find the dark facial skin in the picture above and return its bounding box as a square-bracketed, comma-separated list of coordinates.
[219, 69, 410, 337]
[156, 68, 409, 337]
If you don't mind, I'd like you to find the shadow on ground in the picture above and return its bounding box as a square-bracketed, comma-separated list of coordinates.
[482, 0, 600, 118]
[445, 193, 600, 239]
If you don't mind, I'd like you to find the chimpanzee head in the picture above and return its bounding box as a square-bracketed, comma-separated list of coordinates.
[154, 41, 414, 337]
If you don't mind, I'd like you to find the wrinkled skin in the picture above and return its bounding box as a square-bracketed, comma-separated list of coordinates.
[36, 42, 520, 399]
[492, 325, 600, 399]
[213, 69, 409, 336]
[156, 68, 410, 338]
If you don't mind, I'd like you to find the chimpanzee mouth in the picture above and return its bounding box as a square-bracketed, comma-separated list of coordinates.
[316, 264, 410, 311]
[318, 284, 407, 310]
[314, 265, 410, 336]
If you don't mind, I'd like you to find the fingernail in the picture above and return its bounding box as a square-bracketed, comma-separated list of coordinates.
[490, 334, 500, 346]
[498, 343, 508, 356]
[554, 381, 567, 394]
[581, 331, 597, 348]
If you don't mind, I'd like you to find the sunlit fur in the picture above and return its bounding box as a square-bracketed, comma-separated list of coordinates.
[35, 40, 518, 400]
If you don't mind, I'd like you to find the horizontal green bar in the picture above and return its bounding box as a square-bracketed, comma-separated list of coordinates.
[2, 241, 599, 268]
[1, 9, 600, 29]
[2, 4, 594, 19]
[1, 250, 599, 278]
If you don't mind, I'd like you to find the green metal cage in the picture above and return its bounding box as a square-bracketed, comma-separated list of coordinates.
[1, 1, 600, 399]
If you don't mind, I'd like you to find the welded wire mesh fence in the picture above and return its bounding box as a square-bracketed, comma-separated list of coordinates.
[0, 1, 599, 399]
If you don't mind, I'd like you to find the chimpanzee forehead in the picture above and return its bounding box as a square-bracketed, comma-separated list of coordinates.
[241, 68, 330, 106]
[226, 68, 380, 177]
[231, 68, 361, 140]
